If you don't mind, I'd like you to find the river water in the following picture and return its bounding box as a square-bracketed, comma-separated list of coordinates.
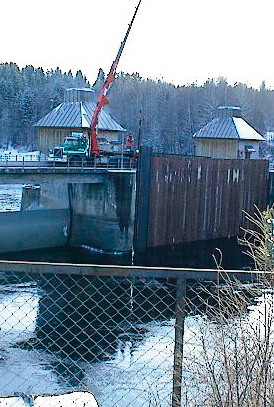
[0, 185, 176, 406]
[0, 276, 176, 406]
[0, 185, 263, 406]
[0, 271, 176, 406]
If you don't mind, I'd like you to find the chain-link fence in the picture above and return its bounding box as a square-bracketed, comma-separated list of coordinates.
[0, 264, 273, 406]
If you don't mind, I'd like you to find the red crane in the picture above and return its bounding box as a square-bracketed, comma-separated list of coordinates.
[89, 0, 142, 157]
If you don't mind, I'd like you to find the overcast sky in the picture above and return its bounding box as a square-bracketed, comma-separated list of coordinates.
[1, 0, 274, 88]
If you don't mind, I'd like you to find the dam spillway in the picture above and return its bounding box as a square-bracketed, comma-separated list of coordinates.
[0, 170, 136, 255]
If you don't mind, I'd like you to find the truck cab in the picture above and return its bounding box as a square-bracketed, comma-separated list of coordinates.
[48, 132, 88, 162]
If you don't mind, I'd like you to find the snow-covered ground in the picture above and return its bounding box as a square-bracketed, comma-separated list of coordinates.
[0, 148, 38, 212]
[0, 185, 23, 212]
[0, 392, 98, 406]
[0, 148, 47, 162]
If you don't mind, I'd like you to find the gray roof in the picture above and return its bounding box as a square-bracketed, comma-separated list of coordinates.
[34, 101, 125, 132]
[193, 117, 264, 141]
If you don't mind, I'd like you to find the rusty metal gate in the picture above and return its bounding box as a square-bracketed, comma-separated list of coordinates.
[135, 148, 269, 251]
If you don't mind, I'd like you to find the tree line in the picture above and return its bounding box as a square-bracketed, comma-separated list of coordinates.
[0, 63, 88, 149]
[1, 62, 274, 155]
[108, 73, 274, 155]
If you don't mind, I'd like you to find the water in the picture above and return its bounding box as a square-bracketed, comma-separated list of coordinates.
[0, 185, 258, 406]
[0, 185, 251, 269]
[0, 181, 175, 405]
[0, 281, 61, 397]
[0, 273, 269, 406]
[0, 274, 176, 406]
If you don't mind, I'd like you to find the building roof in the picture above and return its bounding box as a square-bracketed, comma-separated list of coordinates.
[34, 101, 125, 132]
[193, 114, 264, 141]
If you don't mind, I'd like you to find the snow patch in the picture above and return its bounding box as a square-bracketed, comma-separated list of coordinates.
[80, 103, 90, 128]
[233, 117, 265, 140]
[0, 149, 47, 162]
[0, 185, 23, 212]
[0, 397, 25, 406]
[0, 392, 98, 407]
[53, 104, 62, 112]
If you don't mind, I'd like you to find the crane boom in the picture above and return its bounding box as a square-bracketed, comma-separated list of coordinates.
[89, 0, 142, 157]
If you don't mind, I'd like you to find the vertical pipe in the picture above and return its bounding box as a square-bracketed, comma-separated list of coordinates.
[133, 146, 152, 255]
[137, 110, 142, 152]
[172, 276, 186, 407]
[66, 183, 73, 246]
[121, 132, 124, 169]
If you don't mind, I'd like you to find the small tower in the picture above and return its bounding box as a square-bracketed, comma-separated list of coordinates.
[34, 88, 125, 154]
[193, 106, 265, 159]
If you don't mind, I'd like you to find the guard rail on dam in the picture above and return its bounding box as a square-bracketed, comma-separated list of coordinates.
[0, 261, 273, 406]
[0, 156, 136, 184]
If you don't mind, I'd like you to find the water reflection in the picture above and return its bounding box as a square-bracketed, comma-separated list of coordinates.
[134, 236, 253, 269]
[0, 272, 268, 406]
[34, 276, 176, 362]
[0, 273, 177, 404]
[0, 281, 64, 396]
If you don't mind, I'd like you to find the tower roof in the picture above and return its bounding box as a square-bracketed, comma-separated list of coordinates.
[34, 88, 125, 132]
[193, 106, 264, 141]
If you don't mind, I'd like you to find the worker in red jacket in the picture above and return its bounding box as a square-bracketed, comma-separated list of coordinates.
[126, 135, 133, 150]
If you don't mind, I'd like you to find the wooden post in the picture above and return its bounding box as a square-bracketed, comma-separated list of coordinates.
[172, 276, 186, 407]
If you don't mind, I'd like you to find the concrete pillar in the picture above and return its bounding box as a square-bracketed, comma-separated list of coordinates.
[69, 173, 136, 253]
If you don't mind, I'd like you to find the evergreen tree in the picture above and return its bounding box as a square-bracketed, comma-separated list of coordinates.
[92, 68, 105, 92]
[0, 61, 273, 154]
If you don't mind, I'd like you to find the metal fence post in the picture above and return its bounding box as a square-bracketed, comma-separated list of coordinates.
[172, 276, 186, 407]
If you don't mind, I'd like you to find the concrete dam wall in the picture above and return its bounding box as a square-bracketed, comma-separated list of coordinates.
[0, 210, 70, 253]
[69, 174, 136, 253]
[0, 172, 136, 254]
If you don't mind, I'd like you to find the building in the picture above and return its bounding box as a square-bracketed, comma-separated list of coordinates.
[193, 106, 265, 159]
[34, 88, 125, 154]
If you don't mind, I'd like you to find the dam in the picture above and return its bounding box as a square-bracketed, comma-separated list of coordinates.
[0, 147, 269, 257]
[0, 164, 136, 254]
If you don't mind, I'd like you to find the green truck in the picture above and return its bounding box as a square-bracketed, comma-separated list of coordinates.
[48, 132, 132, 164]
